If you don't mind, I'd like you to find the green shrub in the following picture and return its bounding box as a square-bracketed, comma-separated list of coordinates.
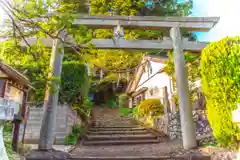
[105, 98, 118, 108]
[64, 124, 87, 145]
[72, 97, 93, 122]
[119, 107, 133, 116]
[132, 99, 164, 119]
[3, 122, 19, 160]
[200, 36, 240, 148]
[60, 61, 91, 105]
[118, 94, 129, 107]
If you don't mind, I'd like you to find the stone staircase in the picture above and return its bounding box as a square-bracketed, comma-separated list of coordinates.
[82, 121, 160, 146]
[70, 107, 212, 160]
[70, 107, 177, 159]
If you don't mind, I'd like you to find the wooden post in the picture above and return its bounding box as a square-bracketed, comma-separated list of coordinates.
[162, 86, 170, 135]
[100, 69, 103, 80]
[12, 91, 28, 152]
[129, 97, 133, 108]
[162, 86, 170, 113]
[170, 27, 196, 149]
[38, 39, 64, 150]
[126, 72, 130, 82]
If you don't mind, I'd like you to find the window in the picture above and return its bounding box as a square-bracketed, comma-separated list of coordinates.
[148, 62, 153, 75]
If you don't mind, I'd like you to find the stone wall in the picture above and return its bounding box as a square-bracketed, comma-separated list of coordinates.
[168, 110, 212, 140]
[24, 104, 81, 144]
[150, 110, 212, 140]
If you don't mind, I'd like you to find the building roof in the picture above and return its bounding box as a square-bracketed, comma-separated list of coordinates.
[131, 87, 148, 97]
[0, 59, 33, 89]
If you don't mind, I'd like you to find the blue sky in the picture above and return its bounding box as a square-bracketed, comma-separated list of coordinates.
[192, 0, 240, 42]
[0, 0, 240, 42]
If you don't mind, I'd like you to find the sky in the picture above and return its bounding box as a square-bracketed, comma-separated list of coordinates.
[0, 0, 240, 42]
[191, 0, 240, 42]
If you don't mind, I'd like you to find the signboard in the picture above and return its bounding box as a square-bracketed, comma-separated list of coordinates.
[4, 83, 23, 103]
[0, 97, 19, 121]
[232, 104, 240, 125]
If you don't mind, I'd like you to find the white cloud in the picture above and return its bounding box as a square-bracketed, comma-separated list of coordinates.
[193, 0, 240, 42]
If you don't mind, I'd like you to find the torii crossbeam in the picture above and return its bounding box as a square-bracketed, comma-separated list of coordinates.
[74, 15, 219, 31]
[24, 37, 207, 52]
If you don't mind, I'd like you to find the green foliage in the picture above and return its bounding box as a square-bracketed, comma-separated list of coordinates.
[119, 107, 133, 116]
[1, 0, 93, 103]
[0, 40, 50, 102]
[105, 98, 118, 108]
[3, 122, 19, 160]
[84, 0, 194, 88]
[60, 61, 90, 105]
[132, 99, 164, 119]
[64, 124, 87, 145]
[72, 97, 93, 122]
[200, 36, 240, 148]
[118, 93, 129, 108]
[0, 40, 91, 104]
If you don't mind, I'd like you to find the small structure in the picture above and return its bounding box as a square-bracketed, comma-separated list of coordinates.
[126, 54, 203, 111]
[0, 59, 33, 152]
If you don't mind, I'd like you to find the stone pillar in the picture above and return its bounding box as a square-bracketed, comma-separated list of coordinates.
[170, 27, 197, 149]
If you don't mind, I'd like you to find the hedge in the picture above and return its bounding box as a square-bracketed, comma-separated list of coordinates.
[200, 36, 240, 148]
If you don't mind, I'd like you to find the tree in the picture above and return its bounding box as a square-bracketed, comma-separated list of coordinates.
[0, 0, 92, 151]
[86, 0, 195, 92]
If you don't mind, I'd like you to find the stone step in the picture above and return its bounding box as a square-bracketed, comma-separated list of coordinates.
[70, 156, 177, 160]
[83, 139, 160, 146]
[88, 130, 149, 135]
[70, 155, 209, 160]
[91, 125, 140, 128]
[86, 134, 157, 141]
[89, 127, 145, 132]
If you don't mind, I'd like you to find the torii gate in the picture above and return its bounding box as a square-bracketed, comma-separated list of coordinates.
[24, 15, 219, 150]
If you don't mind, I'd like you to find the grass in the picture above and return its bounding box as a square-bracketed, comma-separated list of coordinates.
[119, 107, 133, 116]
[3, 122, 20, 160]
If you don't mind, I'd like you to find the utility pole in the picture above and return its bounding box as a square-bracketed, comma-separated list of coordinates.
[38, 38, 64, 150]
[170, 27, 197, 149]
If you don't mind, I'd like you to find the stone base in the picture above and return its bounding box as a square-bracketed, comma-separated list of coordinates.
[25, 149, 70, 160]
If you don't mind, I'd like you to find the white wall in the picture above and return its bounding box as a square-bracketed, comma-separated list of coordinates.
[136, 61, 172, 101]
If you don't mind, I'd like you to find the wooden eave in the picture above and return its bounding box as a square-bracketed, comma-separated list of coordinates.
[0, 60, 34, 90]
[131, 87, 148, 97]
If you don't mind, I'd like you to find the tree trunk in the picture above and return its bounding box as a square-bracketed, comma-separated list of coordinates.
[170, 27, 197, 149]
[38, 39, 64, 150]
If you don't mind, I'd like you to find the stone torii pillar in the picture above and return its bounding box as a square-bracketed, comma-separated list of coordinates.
[170, 27, 197, 149]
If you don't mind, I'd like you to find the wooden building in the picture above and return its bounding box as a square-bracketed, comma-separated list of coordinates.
[0, 59, 33, 151]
